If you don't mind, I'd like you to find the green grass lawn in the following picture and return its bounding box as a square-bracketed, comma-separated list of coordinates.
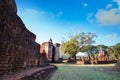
[49, 64, 120, 80]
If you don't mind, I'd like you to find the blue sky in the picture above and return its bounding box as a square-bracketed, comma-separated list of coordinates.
[16, 0, 120, 46]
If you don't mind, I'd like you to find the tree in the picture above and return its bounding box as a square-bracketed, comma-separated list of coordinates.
[61, 37, 79, 57]
[61, 32, 97, 57]
[81, 45, 98, 59]
[81, 45, 97, 53]
[107, 46, 114, 55]
[96, 44, 108, 51]
[113, 43, 120, 71]
[107, 46, 115, 59]
[114, 43, 120, 56]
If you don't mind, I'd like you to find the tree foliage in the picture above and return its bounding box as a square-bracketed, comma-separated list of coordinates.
[61, 32, 97, 57]
[114, 43, 120, 55]
[113, 43, 120, 71]
[81, 45, 98, 54]
[113, 43, 120, 59]
[96, 44, 108, 51]
[107, 46, 114, 55]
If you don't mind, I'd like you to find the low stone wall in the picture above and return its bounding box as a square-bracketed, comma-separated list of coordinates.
[0, 65, 57, 80]
[21, 66, 57, 80]
[114, 59, 120, 71]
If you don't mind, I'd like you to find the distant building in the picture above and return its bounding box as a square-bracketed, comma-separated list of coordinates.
[40, 38, 60, 62]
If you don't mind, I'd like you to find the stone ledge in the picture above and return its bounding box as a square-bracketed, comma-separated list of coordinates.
[0, 65, 57, 80]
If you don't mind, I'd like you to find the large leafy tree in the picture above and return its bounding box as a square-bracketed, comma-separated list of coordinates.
[113, 43, 120, 71]
[61, 32, 97, 57]
[61, 41, 78, 57]
[80, 45, 98, 58]
[81, 45, 97, 55]
[81, 45, 97, 53]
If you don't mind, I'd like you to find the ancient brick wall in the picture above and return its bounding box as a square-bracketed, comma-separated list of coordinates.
[1, 65, 57, 80]
[21, 66, 57, 80]
[54, 43, 60, 62]
[0, 1, 44, 75]
[40, 40, 61, 63]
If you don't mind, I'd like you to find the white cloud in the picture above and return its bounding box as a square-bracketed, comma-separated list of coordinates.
[95, 8, 120, 26]
[81, 2, 88, 7]
[114, 0, 120, 10]
[106, 33, 118, 39]
[24, 9, 46, 16]
[106, 4, 113, 9]
[50, 11, 63, 18]
[87, 13, 94, 24]
[23, 8, 63, 18]
[95, 33, 120, 46]
[95, 0, 120, 26]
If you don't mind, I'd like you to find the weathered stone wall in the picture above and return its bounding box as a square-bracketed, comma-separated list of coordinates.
[40, 41, 61, 63]
[0, 1, 44, 75]
[40, 42, 52, 62]
[21, 66, 57, 80]
[54, 43, 60, 62]
[0, 65, 57, 80]
[114, 59, 120, 71]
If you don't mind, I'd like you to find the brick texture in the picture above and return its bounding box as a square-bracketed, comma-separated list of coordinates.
[0, 1, 46, 75]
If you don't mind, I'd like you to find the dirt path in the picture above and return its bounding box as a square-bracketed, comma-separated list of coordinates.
[49, 64, 120, 80]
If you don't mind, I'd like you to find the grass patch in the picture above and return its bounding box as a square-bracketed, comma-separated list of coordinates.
[49, 64, 120, 80]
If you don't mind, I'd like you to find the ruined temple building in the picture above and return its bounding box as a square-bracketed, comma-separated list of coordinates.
[97, 47, 109, 61]
[40, 39, 60, 63]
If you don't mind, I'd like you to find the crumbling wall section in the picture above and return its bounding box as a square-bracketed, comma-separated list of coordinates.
[0, 1, 41, 75]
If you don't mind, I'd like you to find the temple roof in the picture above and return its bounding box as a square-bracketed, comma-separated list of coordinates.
[49, 38, 53, 43]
